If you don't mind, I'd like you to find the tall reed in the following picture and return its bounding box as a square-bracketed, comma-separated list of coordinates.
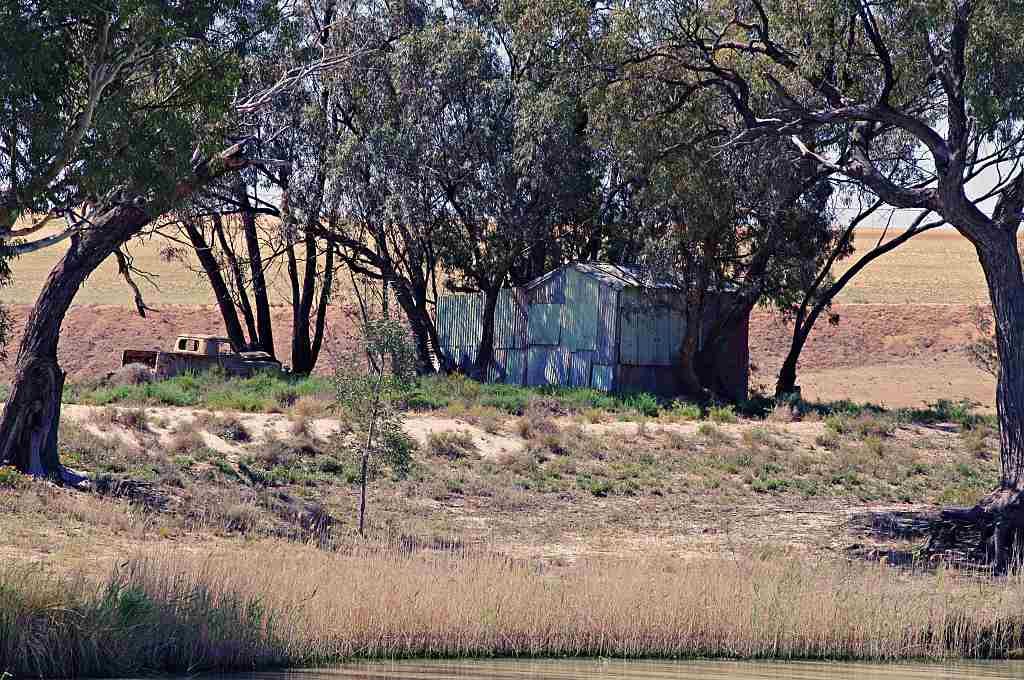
[2, 542, 1024, 676]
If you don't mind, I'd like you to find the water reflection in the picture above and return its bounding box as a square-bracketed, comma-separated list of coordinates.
[226, 659, 1024, 680]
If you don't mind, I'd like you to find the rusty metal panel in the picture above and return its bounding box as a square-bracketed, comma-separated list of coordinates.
[527, 346, 570, 386]
[561, 268, 599, 351]
[489, 348, 527, 385]
[494, 288, 528, 350]
[591, 363, 615, 391]
[595, 286, 618, 364]
[527, 303, 561, 345]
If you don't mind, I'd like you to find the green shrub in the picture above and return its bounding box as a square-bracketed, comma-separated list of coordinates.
[707, 405, 738, 424]
[622, 391, 660, 417]
[663, 400, 702, 422]
[65, 370, 331, 413]
[697, 422, 730, 444]
[0, 466, 27, 489]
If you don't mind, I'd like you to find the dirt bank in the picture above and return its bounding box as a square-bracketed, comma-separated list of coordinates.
[0, 302, 994, 407]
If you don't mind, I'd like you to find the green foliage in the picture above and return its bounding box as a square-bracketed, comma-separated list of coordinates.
[663, 400, 702, 422]
[335, 318, 419, 530]
[0, 466, 27, 489]
[407, 374, 660, 417]
[707, 405, 738, 424]
[65, 371, 331, 413]
[0, 0, 277, 228]
[621, 391, 660, 417]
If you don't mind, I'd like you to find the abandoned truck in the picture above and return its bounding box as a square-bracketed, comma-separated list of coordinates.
[121, 334, 283, 379]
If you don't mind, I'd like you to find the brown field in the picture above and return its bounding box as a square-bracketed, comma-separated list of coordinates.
[0, 225, 990, 306]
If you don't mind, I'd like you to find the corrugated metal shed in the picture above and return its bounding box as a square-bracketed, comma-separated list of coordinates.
[435, 262, 749, 399]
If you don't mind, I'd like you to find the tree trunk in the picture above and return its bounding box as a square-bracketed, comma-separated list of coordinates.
[213, 213, 260, 347]
[182, 218, 249, 351]
[975, 233, 1024, 490]
[0, 203, 150, 478]
[776, 311, 812, 398]
[932, 229, 1024, 570]
[472, 286, 500, 381]
[236, 184, 275, 357]
[392, 280, 440, 372]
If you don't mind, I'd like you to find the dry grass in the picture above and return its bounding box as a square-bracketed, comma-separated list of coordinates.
[5, 540, 1024, 677]
[834, 229, 990, 304]
[3, 217, 334, 306]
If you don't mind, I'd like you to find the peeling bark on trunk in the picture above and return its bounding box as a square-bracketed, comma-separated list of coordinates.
[927, 228, 1024, 571]
[0, 204, 150, 478]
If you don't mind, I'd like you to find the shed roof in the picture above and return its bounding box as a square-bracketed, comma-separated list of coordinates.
[523, 263, 680, 292]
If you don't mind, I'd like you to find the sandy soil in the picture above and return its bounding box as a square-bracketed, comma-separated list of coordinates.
[58, 402, 950, 562]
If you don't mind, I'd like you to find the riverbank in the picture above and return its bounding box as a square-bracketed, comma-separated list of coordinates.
[0, 376, 1012, 676]
[5, 540, 1024, 677]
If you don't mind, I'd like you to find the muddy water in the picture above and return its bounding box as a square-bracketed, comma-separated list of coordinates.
[231, 659, 1024, 680]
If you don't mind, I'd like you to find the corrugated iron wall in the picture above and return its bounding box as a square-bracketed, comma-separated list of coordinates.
[435, 266, 747, 399]
[437, 289, 527, 382]
[618, 289, 686, 367]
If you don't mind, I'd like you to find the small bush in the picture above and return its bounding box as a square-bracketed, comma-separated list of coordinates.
[113, 408, 150, 432]
[220, 503, 262, 533]
[427, 431, 479, 460]
[622, 391, 660, 417]
[194, 412, 251, 442]
[0, 466, 28, 489]
[707, 405, 738, 424]
[827, 413, 895, 439]
[291, 396, 331, 419]
[815, 431, 841, 450]
[166, 424, 206, 455]
[697, 423, 730, 444]
[741, 427, 772, 448]
[661, 400, 701, 422]
[962, 426, 993, 459]
[515, 413, 560, 440]
[107, 363, 154, 386]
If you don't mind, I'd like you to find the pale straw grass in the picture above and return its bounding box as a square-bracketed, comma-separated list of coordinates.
[4, 540, 1024, 676]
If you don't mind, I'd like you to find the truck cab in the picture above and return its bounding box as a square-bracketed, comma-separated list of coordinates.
[122, 334, 284, 379]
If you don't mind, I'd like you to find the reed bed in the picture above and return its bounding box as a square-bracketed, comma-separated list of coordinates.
[3, 541, 1024, 677]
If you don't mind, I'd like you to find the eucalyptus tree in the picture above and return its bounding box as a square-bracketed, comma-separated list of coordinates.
[163, 1, 341, 375]
[588, 21, 843, 399]
[641, 0, 1024, 564]
[312, 0, 604, 375]
[431, 0, 606, 378]
[0, 0, 298, 478]
[307, 0, 450, 369]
